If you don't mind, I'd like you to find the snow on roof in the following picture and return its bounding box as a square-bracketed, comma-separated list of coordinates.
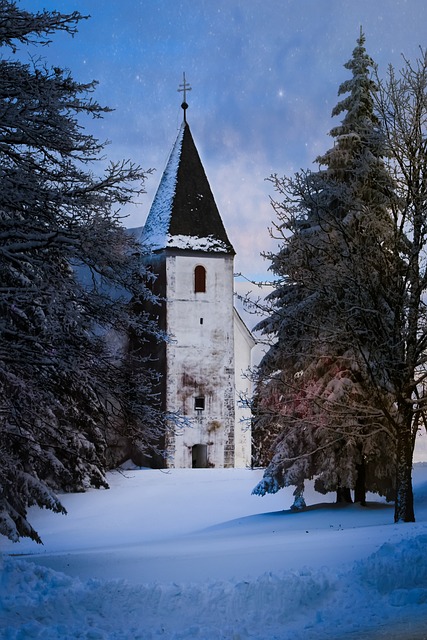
[136, 121, 234, 255]
[163, 233, 231, 253]
[140, 123, 185, 250]
[129, 230, 233, 255]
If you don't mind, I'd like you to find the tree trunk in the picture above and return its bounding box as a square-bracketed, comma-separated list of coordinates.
[336, 487, 353, 503]
[354, 459, 367, 506]
[394, 415, 415, 523]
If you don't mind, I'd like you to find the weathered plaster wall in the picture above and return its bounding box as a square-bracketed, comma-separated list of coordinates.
[165, 252, 235, 467]
[233, 309, 255, 467]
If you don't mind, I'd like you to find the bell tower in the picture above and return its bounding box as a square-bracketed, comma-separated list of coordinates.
[134, 78, 253, 468]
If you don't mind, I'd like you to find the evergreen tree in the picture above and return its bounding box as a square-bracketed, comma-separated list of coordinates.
[252, 32, 397, 508]
[0, 2, 168, 542]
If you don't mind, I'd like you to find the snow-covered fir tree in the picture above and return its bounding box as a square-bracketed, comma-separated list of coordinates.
[0, 2, 169, 542]
[252, 31, 397, 509]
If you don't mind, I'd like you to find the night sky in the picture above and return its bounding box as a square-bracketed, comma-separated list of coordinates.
[17, 1, 427, 286]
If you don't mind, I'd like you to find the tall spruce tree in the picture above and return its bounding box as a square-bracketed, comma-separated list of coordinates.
[0, 2, 169, 542]
[252, 32, 397, 508]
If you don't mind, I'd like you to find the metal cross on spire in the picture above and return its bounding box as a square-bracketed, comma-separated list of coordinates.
[178, 72, 192, 122]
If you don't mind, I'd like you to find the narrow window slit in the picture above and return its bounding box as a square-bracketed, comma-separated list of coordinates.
[195, 396, 205, 411]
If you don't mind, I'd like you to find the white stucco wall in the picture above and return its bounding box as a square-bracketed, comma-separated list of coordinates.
[233, 309, 255, 468]
[165, 253, 236, 468]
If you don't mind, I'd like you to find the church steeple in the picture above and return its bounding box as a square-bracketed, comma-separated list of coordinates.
[141, 88, 235, 255]
[132, 89, 253, 471]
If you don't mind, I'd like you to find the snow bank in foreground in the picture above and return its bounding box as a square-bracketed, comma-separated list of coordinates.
[2, 535, 427, 640]
[2, 466, 427, 638]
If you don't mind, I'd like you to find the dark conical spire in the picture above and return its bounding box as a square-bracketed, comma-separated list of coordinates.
[142, 121, 235, 254]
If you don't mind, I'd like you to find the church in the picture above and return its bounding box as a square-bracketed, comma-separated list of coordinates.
[131, 87, 254, 469]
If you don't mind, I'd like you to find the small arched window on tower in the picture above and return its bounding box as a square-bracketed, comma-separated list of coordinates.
[194, 265, 206, 293]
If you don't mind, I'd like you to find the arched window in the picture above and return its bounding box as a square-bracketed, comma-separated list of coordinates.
[194, 265, 206, 293]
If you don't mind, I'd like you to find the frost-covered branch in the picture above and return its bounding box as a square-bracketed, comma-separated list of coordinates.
[0, 2, 170, 543]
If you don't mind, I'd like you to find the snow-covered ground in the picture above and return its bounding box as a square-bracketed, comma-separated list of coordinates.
[2, 461, 427, 639]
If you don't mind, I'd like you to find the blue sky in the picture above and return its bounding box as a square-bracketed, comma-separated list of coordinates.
[18, 1, 427, 283]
